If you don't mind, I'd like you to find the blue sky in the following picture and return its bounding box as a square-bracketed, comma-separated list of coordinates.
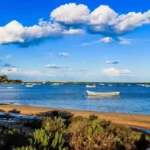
[0, 0, 150, 82]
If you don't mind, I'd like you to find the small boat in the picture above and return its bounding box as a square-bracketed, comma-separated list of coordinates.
[7, 87, 14, 89]
[86, 85, 96, 88]
[26, 85, 33, 88]
[145, 85, 150, 88]
[86, 90, 120, 97]
[100, 84, 105, 86]
[51, 83, 61, 86]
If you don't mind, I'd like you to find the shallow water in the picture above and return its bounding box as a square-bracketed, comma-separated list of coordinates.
[0, 84, 150, 115]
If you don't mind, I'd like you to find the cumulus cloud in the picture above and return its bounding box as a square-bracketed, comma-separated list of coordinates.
[51, 3, 150, 36]
[88, 5, 150, 35]
[102, 68, 130, 76]
[58, 52, 68, 57]
[106, 60, 119, 64]
[0, 3, 150, 47]
[100, 37, 113, 43]
[62, 28, 84, 35]
[0, 19, 83, 47]
[51, 3, 89, 25]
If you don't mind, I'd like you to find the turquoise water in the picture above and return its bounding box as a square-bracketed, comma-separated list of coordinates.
[0, 84, 150, 115]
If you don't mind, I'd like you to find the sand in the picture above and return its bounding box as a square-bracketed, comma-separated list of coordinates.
[0, 104, 150, 130]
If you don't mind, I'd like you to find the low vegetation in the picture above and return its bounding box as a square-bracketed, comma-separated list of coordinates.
[0, 74, 22, 84]
[0, 114, 150, 150]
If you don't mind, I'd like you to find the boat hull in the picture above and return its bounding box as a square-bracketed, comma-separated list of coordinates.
[86, 90, 120, 98]
[86, 85, 96, 88]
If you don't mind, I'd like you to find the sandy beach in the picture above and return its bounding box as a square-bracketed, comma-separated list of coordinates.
[0, 104, 150, 130]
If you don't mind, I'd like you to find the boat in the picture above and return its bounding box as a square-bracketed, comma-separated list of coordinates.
[100, 84, 105, 86]
[86, 85, 96, 88]
[51, 83, 61, 86]
[145, 85, 150, 88]
[86, 90, 120, 97]
[26, 85, 33, 88]
[7, 87, 14, 89]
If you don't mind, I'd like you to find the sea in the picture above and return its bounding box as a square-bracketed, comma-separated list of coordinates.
[0, 83, 150, 115]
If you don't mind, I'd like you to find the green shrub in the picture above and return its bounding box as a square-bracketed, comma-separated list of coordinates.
[51, 131, 67, 150]
[3, 114, 150, 150]
[89, 114, 98, 120]
[42, 117, 66, 132]
[33, 129, 51, 148]
[13, 145, 36, 150]
[8, 128, 17, 135]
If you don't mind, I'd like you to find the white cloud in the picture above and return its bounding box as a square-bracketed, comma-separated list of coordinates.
[0, 4, 150, 47]
[62, 28, 84, 35]
[0, 68, 54, 77]
[119, 38, 132, 45]
[45, 64, 61, 69]
[58, 52, 68, 57]
[77, 36, 132, 46]
[106, 60, 119, 64]
[88, 5, 150, 35]
[51, 3, 89, 25]
[115, 11, 150, 34]
[0, 19, 83, 47]
[100, 37, 113, 43]
[0, 67, 90, 80]
[77, 36, 113, 46]
[89, 5, 117, 26]
[102, 68, 130, 76]
[1, 67, 17, 74]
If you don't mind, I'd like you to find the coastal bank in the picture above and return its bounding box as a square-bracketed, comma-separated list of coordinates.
[0, 104, 150, 130]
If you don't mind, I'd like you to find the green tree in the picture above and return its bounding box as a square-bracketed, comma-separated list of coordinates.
[0, 74, 8, 82]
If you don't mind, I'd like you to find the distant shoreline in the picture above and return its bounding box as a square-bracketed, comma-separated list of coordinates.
[1, 82, 150, 84]
[0, 104, 150, 130]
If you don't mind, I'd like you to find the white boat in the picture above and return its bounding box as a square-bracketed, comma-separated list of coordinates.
[145, 85, 150, 87]
[51, 83, 61, 86]
[100, 84, 105, 86]
[86, 90, 120, 97]
[86, 85, 96, 88]
[26, 85, 33, 88]
[7, 87, 14, 89]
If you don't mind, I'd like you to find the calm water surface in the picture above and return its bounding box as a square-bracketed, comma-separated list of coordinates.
[0, 84, 150, 115]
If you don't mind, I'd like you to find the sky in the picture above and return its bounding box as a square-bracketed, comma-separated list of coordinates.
[0, 0, 150, 82]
